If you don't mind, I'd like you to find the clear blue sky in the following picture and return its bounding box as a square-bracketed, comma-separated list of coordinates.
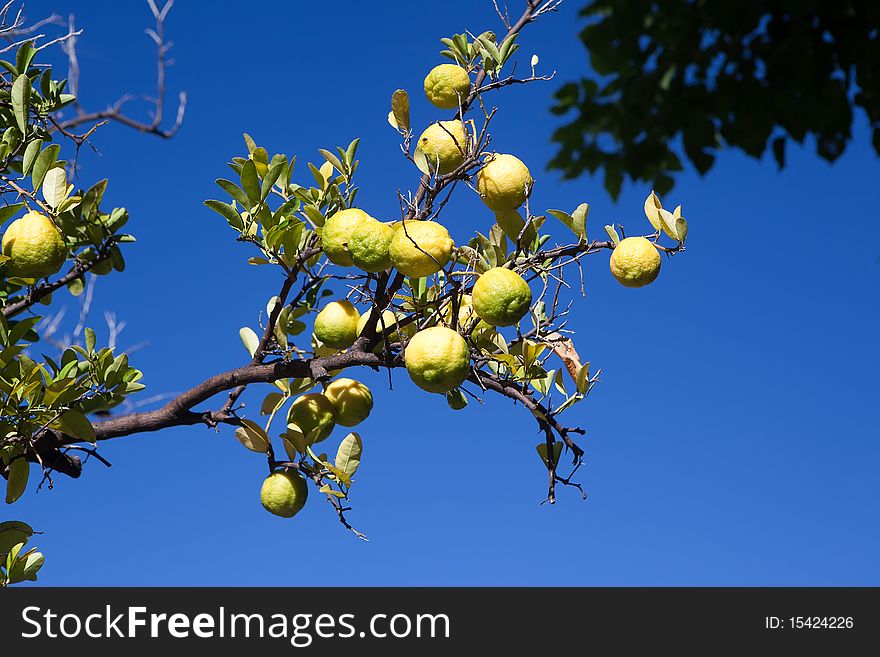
[13, 0, 879, 586]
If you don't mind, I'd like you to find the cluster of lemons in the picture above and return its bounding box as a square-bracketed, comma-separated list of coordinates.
[260, 376, 373, 517]
[311, 63, 540, 402]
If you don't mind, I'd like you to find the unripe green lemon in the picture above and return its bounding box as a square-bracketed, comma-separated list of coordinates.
[349, 219, 395, 273]
[1, 211, 67, 279]
[324, 378, 373, 427]
[416, 120, 467, 175]
[423, 64, 471, 109]
[322, 208, 374, 267]
[313, 300, 360, 349]
[472, 267, 532, 327]
[389, 221, 454, 278]
[260, 470, 308, 518]
[609, 237, 661, 288]
[287, 393, 336, 445]
[476, 154, 533, 211]
[404, 326, 471, 394]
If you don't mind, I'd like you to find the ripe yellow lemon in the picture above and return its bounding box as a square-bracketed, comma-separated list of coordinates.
[416, 120, 467, 175]
[404, 326, 471, 394]
[313, 300, 360, 349]
[287, 393, 336, 444]
[1, 211, 67, 279]
[324, 378, 373, 427]
[476, 154, 533, 211]
[424, 64, 471, 109]
[609, 236, 661, 288]
[349, 219, 395, 273]
[472, 267, 532, 327]
[260, 470, 308, 518]
[322, 208, 373, 266]
[389, 221, 454, 278]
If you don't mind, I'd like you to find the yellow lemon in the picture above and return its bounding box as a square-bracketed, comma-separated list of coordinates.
[260, 470, 308, 518]
[609, 237, 661, 288]
[423, 64, 471, 109]
[1, 211, 67, 279]
[472, 267, 532, 327]
[404, 326, 471, 393]
[349, 219, 395, 273]
[321, 208, 373, 266]
[287, 393, 336, 445]
[389, 221, 454, 278]
[416, 120, 467, 175]
[324, 378, 373, 427]
[476, 154, 533, 211]
[313, 300, 360, 349]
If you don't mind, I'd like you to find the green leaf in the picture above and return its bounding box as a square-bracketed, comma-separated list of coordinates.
[11, 74, 30, 134]
[389, 89, 410, 133]
[0, 521, 33, 554]
[84, 326, 96, 353]
[204, 200, 242, 229]
[234, 420, 270, 453]
[0, 203, 25, 225]
[335, 432, 362, 477]
[261, 392, 284, 415]
[21, 139, 42, 174]
[240, 159, 261, 205]
[536, 442, 563, 470]
[31, 144, 61, 192]
[58, 410, 96, 443]
[7, 548, 44, 582]
[239, 327, 259, 357]
[5, 459, 28, 504]
[604, 224, 620, 246]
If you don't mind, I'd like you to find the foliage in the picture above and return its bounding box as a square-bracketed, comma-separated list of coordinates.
[551, 0, 880, 197]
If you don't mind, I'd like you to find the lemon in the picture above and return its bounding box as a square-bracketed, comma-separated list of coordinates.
[609, 237, 661, 288]
[424, 64, 471, 109]
[357, 308, 414, 347]
[416, 120, 467, 175]
[404, 326, 471, 393]
[476, 154, 533, 211]
[472, 267, 532, 327]
[287, 393, 336, 444]
[349, 219, 395, 273]
[322, 208, 373, 267]
[389, 221, 454, 278]
[324, 378, 373, 427]
[313, 300, 360, 349]
[260, 470, 308, 518]
[1, 211, 67, 279]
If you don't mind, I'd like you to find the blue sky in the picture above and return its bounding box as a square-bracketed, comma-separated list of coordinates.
[12, 0, 879, 586]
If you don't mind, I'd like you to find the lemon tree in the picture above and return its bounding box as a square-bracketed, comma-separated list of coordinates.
[1, 1, 691, 558]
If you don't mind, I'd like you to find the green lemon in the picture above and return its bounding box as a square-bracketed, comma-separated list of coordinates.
[1, 211, 67, 279]
[404, 326, 471, 394]
[389, 221, 454, 278]
[313, 300, 360, 349]
[416, 120, 467, 175]
[349, 219, 395, 273]
[322, 208, 373, 266]
[423, 64, 471, 109]
[472, 267, 532, 327]
[324, 378, 373, 427]
[260, 470, 308, 518]
[287, 393, 336, 445]
[476, 154, 533, 211]
[609, 236, 661, 288]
